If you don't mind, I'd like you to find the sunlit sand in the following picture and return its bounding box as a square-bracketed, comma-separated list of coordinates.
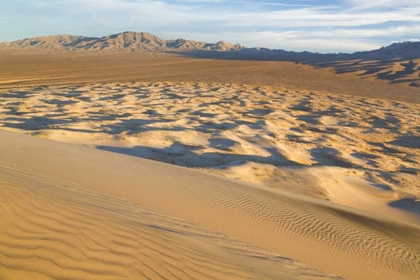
[1, 47, 420, 280]
[1, 79, 419, 280]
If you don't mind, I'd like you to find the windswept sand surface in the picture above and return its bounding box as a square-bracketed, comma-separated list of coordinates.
[1, 52, 419, 103]
[1, 81, 419, 225]
[0, 144, 338, 280]
[1, 130, 420, 280]
[310, 58, 420, 88]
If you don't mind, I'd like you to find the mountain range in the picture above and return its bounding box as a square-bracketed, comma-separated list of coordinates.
[1, 31, 420, 60]
[0, 31, 244, 53]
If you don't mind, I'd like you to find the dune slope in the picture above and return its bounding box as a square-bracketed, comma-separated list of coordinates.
[1, 82, 419, 225]
[1, 130, 420, 280]
[0, 160, 335, 280]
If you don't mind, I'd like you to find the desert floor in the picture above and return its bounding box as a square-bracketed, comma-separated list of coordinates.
[1, 52, 419, 103]
[1, 54, 420, 280]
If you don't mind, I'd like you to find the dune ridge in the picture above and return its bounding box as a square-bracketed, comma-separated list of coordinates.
[1, 163, 340, 280]
[0, 81, 419, 225]
[310, 58, 420, 88]
[1, 130, 420, 280]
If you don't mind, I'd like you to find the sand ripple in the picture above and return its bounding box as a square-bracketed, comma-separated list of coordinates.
[0, 82, 419, 223]
[1, 130, 420, 280]
[0, 164, 340, 280]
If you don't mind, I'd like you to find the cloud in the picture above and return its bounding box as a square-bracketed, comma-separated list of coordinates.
[235, 1, 313, 7]
[176, 0, 225, 2]
[344, 0, 420, 11]
[91, 15, 110, 28]
[1, 0, 419, 52]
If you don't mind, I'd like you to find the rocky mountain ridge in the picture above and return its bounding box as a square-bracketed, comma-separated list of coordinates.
[1, 31, 419, 60]
[352, 41, 420, 59]
[0, 31, 244, 53]
[2, 31, 420, 59]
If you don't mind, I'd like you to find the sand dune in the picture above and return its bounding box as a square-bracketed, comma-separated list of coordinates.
[1, 154, 336, 280]
[310, 58, 420, 88]
[1, 54, 420, 279]
[1, 52, 419, 103]
[1, 81, 419, 226]
[1, 130, 420, 280]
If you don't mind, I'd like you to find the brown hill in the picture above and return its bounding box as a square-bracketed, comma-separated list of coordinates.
[0, 31, 244, 53]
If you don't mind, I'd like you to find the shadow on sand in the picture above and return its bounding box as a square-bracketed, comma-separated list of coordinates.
[165, 50, 420, 87]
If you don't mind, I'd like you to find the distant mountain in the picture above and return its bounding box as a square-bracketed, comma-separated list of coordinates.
[352, 41, 420, 60]
[0, 31, 244, 53]
[1, 31, 419, 60]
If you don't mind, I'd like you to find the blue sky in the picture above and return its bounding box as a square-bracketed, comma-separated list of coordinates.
[0, 0, 419, 53]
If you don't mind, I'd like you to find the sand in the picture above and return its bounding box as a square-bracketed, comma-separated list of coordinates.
[0, 52, 419, 103]
[1, 54, 420, 279]
[0, 133, 339, 280]
[1, 130, 420, 280]
[310, 58, 420, 88]
[0, 81, 419, 226]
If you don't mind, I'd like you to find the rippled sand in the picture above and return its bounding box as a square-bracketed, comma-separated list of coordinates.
[1, 81, 419, 223]
[1, 81, 420, 280]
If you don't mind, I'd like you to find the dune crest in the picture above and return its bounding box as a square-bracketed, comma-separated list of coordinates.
[1, 81, 419, 225]
[1, 130, 420, 280]
[1, 161, 339, 280]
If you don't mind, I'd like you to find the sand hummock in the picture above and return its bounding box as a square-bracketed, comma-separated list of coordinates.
[1, 130, 342, 280]
[1, 81, 420, 279]
[1, 129, 420, 280]
[0, 81, 419, 225]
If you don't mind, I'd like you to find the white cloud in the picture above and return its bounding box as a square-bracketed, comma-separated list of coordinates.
[345, 0, 420, 11]
[1, 0, 419, 52]
[55, 0, 420, 29]
[240, 2, 313, 7]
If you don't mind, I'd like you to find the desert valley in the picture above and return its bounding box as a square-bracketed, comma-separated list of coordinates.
[0, 32, 419, 280]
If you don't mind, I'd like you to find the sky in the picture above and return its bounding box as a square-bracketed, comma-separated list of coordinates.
[0, 0, 419, 53]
